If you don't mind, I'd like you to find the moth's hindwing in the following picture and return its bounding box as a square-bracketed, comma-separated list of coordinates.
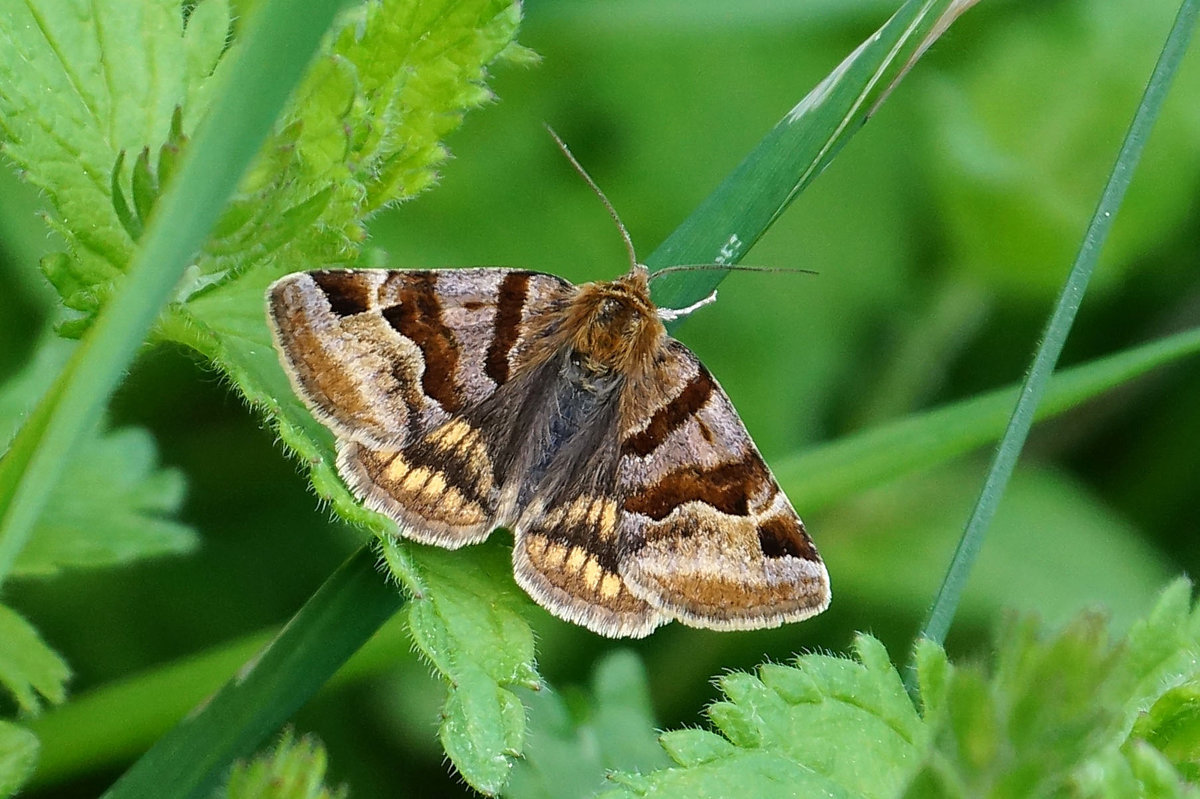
[514, 494, 666, 638]
[616, 340, 830, 631]
[267, 268, 573, 547]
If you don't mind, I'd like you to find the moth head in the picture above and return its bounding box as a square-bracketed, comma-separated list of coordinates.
[567, 276, 663, 375]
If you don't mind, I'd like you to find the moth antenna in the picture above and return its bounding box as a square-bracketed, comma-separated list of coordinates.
[657, 290, 718, 322]
[544, 124, 640, 274]
[649, 264, 819, 280]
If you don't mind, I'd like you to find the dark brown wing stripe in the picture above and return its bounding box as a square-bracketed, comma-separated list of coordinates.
[623, 459, 773, 520]
[312, 270, 371, 316]
[485, 271, 532, 385]
[756, 515, 819, 561]
[382, 274, 462, 413]
[406, 443, 493, 509]
[622, 369, 714, 457]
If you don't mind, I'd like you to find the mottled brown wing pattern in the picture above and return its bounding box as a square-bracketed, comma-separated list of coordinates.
[615, 339, 830, 631]
[513, 492, 665, 638]
[268, 268, 574, 546]
[269, 264, 830, 637]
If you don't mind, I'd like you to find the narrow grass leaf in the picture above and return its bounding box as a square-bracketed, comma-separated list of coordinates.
[918, 0, 1200, 650]
[774, 325, 1200, 510]
[645, 0, 979, 316]
[26, 613, 413, 789]
[100, 545, 402, 799]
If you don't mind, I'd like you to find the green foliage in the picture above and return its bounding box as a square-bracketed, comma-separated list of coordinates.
[918, 0, 1198, 650]
[505, 650, 668, 799]
[383, 539, 539, 794]
[0, 603, 69, 715]
[223, 730, 347, 799]
[0, 0, 229, 330]
[100, 547, 402, 799]
[600, 581, 1200, 799]
[927, 0, 1200, 298]
[0, 331, 188, 718]
[0, 721, 38, 799]
[11, 423, 194, 577]
[3, 0, 529, 792]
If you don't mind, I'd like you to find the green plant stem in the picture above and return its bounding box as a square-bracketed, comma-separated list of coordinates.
[101, 543, 404, 799]
[916, 0, 1199, 653]
[0, 0, 347, 587]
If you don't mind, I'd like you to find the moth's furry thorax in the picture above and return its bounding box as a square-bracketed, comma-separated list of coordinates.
[564, 267, 664, 378]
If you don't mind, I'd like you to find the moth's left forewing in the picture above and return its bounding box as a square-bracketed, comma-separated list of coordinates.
[268, 267, 577, 548]
[617, 340, 830, 631]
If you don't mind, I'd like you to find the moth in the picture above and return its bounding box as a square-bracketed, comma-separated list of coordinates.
[267, 141, 830, 638]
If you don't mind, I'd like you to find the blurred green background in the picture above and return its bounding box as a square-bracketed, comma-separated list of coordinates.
[2, 0, 1199, 795]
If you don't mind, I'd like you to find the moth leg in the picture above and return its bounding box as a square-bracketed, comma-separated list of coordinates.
[513, 496, 665, 638]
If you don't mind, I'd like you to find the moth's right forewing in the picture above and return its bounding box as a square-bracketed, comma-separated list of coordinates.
[616, 340, 830, 631]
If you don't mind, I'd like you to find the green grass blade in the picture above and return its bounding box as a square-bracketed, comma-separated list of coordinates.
[775, 326, 1200, 510]
[646, 0, 978, 316]
[0, 0, 346, 586]
[27, 602, 413, 789]
[917, 0, 1199, 651]
[100, 544, 402, 799]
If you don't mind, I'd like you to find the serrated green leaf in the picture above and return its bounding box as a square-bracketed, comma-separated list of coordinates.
[223, 729, 347, 799]
[12, 426, 195, 577]
[0, 0, 221, 300]
[0, 720, 38, 799]
[0, 334, 195, 576]
[611, 633, 926, 798]
[382, 538, 538, 795]
[0, 0, 338, 594]
[506, 650, 666, 799]
[616, 580, 1200, 799]
[440, 666, 525, 795]
[902, 580, 1200, 797]
[0, 602, 70, 714]
[1133, 681, 1200, 781]
[655, 729, 734, 769]
[913, 638, 952, 720]
[161, 0, 530, 537]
